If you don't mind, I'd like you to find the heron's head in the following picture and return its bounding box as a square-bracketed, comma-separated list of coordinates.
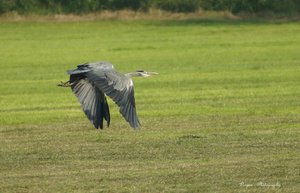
[136, 70, 159, 77]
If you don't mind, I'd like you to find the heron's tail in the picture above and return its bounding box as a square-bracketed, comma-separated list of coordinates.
[67, 63, 91, 75]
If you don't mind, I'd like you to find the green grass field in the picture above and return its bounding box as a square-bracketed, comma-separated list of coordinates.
[1, 20, 300, 192]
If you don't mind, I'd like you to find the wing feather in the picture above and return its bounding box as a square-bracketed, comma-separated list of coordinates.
[70, 78, 110, 129]
[85, 63, 141, 129]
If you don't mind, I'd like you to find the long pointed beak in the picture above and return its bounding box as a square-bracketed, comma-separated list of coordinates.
[147, 72, 159, 75]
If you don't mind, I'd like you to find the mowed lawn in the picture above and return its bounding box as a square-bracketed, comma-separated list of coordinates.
[1, 20, 300, 192]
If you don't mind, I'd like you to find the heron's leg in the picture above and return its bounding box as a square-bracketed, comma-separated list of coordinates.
[57, 81, 72, 87]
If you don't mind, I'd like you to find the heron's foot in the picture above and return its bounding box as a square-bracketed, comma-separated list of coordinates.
[57, 81, 72, 87]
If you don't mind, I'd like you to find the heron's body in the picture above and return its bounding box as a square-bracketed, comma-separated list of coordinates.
[58, 61, 157, 130]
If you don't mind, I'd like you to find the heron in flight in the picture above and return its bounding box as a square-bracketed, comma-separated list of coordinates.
[58, 61, 158, 130]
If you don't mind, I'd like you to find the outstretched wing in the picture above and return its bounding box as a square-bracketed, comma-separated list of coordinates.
[69, 76, 110, 129]
[84, 62, 141, 130]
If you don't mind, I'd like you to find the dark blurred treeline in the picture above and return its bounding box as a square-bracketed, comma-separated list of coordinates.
[1, 0, 299, 15]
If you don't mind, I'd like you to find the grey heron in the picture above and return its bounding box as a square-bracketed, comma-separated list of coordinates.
[58, 61, 158, 130]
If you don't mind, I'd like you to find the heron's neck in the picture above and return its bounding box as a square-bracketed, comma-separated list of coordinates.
[125, 72, 140, 78]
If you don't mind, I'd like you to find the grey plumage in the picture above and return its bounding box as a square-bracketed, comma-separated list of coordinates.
[58, 61, 158, 130]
